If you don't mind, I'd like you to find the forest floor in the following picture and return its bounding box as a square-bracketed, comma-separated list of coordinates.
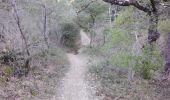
[1, 30, 170, 100]
[0, 30, 101, 100]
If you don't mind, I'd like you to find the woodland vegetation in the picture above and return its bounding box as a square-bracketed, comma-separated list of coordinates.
[0, 0, 170, 99]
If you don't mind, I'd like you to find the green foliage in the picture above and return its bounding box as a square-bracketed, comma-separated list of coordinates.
[110, 8, 163, 79]
[100, 26, 134, 55]
[158, 19, 170, 34]
[4, 65, 13, 76]
[98, 7, 163, 79]
[74, 0, 107, 31]
[109, 42, 163, 79]
[97, 8, 134, 68]
[111, 50, 133, 68]
[85, 2, 107, 17]
[30, 89, 39, 96]
[75, 13, 91, 31]
[0, 65, 13, 83]
[0, 76, 6, 83]
[60, 22, 80, 38]
[39, 46, 68, 64]
[74, 0, 107, 15]
[114, 7, 133, 27]
[135, 43, 163, 79]
[60, 22, 80, 49]
[110, 28, 133, 46]
[88, 58, 158, 100]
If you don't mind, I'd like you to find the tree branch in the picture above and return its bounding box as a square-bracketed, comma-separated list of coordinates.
[103, 0, 151, 14]
[12, 0, 30, 56]
[76, 0, 97, 14]
[150, 0, 157, 12]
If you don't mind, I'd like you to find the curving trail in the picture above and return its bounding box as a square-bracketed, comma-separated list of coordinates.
[58, 30, 97, 100]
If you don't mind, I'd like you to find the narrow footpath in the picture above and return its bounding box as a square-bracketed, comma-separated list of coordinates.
[58, 30, 98, 100]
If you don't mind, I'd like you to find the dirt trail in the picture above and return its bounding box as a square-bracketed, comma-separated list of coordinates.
[58, 31, 97, 100]
[80, 30, 90, 46]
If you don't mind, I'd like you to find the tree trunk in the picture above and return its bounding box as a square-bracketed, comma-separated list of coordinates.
[89, 14, 95, 47]
[12, 0, 30, 56]
[43, 5, 49, 49]
[12, 0, 30, 76]
[164, 33, 170, 77]
[148, 11, 160, 44]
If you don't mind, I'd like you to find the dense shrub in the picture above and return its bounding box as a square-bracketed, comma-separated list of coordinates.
[87, 7, 163, 79]
[135, 43, 163, 79]
[0, 49, 30, 78]
[60, 22, 80, 53]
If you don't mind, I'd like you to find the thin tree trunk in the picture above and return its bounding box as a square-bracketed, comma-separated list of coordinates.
[12, 0, 30, 76]
[12, 0, 30, 56]
[144, 0, 160, 79]
[146, 12, 159, 62]
[164, 33, 170, 78]
[43, 5, 49, 49]
[89, 14, 95, 47]
[148, 12, 160, 44]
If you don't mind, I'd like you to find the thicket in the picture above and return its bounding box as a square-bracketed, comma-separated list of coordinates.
[0, 0, 72, 80]
[87, 7, 164, 79]
[60, 22, 80, 53]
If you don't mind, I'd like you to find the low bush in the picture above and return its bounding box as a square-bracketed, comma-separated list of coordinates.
[60, 22, 80, 52]
[0, 49, 29, 78]
[135, 43, 163, 79]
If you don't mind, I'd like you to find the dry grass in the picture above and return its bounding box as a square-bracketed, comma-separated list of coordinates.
[0, 47, 69, 100]
[87, 61, 170, 100]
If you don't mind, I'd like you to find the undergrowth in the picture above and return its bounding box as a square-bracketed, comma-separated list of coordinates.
[0, 47, 69, 99]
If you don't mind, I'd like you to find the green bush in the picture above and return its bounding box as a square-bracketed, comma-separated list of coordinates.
[110, 50, 133, 68]
[158, 19, 170, 34]
[87, 7, 163, 80]
[114, 7, 133, 27]
[75, 13, 91, 31]
[110, 43, 163, 79]
[60, 22, 80, 51]
[135, 43, 163, 79]
[4, 65, 13, 76]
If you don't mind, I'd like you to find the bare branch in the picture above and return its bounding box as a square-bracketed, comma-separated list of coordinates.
[11, 0, 30, 56]
[0, 23, 5, 43]
[150, 0, 157, 12]
[42, 4, 49, 49]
